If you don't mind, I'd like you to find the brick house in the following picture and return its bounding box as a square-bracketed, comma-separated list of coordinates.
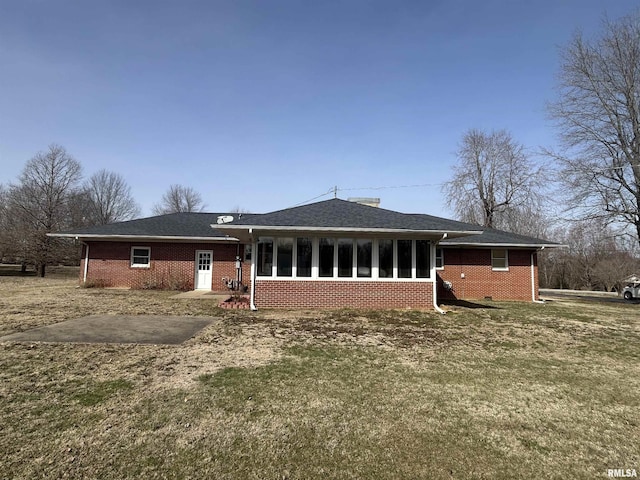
[51, 198, 558, 310]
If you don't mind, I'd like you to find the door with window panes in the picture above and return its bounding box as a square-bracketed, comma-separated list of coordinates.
[195, 250, 213, 290]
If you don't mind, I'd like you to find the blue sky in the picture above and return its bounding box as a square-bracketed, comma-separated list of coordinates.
[1, 0, 638, 217]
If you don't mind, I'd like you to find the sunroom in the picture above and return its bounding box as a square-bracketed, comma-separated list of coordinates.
[213, 198, 483, 310]
[254, 236, 434, 280]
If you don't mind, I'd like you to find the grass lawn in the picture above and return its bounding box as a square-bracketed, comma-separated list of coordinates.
[1, 276, 639, 479]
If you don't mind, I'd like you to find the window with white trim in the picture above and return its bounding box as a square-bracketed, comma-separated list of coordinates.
[416, 240, 430, 278]
[357, 239, 372, 278]
[318, 238, 334, 277]
[378, 239, 393, 278]
[491, 249, 508, 270]
[337, 238, 353, 277]
[254, 237, 433, 280]
[435, 248, 444, 269]
[276, 237, 293, 277]
[296, 237, 312, 277]
[131, 247, 151, 268]
[257, 237, 274, 276]
[397, 240, 412, 278]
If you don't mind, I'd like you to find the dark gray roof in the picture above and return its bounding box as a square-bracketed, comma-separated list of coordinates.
[52, 212, 241, 239]
[219, 198, 483, 234]
[51, 199, 560, 248]
[441, 226, 559, 247]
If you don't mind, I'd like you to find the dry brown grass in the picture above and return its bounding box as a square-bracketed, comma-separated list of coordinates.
[1, 277, 639, 479]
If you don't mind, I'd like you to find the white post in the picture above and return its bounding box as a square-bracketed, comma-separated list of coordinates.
[249, 229, 258, 311]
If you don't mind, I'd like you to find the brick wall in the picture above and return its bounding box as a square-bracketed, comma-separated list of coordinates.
[79, 241, 538, 306]
[80, 241, 248, 291]
[437, 248, 538, 302]
[254, 280, 434, 309]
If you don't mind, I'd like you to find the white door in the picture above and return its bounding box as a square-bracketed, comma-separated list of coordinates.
[195, 250, 213, 290]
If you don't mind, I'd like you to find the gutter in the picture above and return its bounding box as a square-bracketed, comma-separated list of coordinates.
[532, 247, 545, 304]
[48, 233, 239, 242]
[82, 240, 89, 284]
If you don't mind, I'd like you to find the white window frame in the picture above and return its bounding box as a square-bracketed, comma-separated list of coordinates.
[130, 246, 151, 268]
[244, 244, 252, 262]
[253, 236, 434, 282]
[435, 248, 444, 270]
[295, 237, 313, 278]
[491, 249, 509, 271]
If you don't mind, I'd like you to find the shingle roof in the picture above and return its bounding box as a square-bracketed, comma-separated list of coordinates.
[51, 199, 560, 248]
[440, 226, 559, 247]
[218, 198, 483, 235]
[52, 212, 240, 239]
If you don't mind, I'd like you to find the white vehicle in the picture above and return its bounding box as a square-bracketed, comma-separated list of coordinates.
[622, 282, 640, 300]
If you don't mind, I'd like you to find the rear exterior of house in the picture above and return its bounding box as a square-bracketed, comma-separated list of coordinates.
[53, 199, 558, 309]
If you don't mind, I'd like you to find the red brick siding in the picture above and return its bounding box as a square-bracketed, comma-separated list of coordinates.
[80, 242, 247, 291]
[437, 248, 538, 301]
[254, 280, 434, 309]
[78, 241, 538, 306]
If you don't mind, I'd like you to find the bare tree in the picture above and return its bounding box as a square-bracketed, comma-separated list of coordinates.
[84, 169, 140, 224]
[538, 219, 639, 291]
[152, 184, 206, 215]
[444, 128, 545, 231]
[230, 205, 251, 214]
[0, 183, 12, 261]
[8, 144, 83, 276]
[549, 11, 640, 245]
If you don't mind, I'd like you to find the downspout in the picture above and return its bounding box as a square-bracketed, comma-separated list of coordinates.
[81, 239, 89, 284]
[249, 228, 258, 311]
[433, 234, 447, 314]
[532, 247, 545, 304]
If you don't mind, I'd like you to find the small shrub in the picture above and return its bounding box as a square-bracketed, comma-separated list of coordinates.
[137, 269, 191, 291]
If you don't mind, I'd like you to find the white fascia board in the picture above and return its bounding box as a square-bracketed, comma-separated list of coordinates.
[212, 224, 483, 237]
[48, 233, 240, 242]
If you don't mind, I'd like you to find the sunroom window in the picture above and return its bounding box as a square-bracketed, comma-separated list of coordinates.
[378, 239, 393, 278]
[318, 238, 334, 277]
[253, 237, 433, 280]
[397, 240, 412, 278]
[257, 237, 274, 276]
[416, 240, 431, 278]
[357, 239, 372, 278]
[337, 238, 353, 277]
[276, 238, 293, 277]
[296, 237, 312, 277]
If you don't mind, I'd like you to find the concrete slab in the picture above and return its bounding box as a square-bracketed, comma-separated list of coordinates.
[0, 315, 216, 345]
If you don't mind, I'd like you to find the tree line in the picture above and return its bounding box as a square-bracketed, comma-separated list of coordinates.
[444, 11, 640, 291]
[0, 145, 206, 276]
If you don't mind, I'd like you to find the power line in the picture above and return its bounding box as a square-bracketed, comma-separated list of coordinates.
[288, 181, 446, 208]
[289, 187, 335, 208]
[338, 182, 446, 192]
